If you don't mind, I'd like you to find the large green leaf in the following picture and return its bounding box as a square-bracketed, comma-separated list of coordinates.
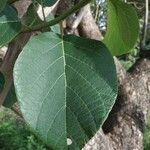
[14, 32, 117, 149]
[35, 0, 58, 7]
[0, 5, 22, 47]
[103, 0, 139, 56]
[0, 0, 7, 12]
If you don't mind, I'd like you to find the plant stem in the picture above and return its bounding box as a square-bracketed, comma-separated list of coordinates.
[22, 0, 92, 32]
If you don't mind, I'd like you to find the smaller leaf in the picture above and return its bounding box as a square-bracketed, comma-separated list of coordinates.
[23, 4, 43, 27]
[0, 5, 22, 47]
[103, 0, 139, 56]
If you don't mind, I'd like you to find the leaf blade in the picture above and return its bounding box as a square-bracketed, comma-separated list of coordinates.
[103, 0, 139, 56]
[0, 5, 22, 47]
[14, 32, 117, 149]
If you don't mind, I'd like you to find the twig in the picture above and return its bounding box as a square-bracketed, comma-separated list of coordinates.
[0, 33, 31, 106]
[22, 0, 92, 32]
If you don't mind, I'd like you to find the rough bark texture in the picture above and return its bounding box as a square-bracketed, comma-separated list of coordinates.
[101, 59, 150, 150]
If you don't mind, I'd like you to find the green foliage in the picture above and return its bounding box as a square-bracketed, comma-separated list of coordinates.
[14, 32, 117, 149]
[0, 109, 46, 150]
[0, 5, 21, 47]
[103, 0, 139, 56]
[119, 47, 139, 70]
[0, 0, 7, 12]
[23, 4, 43, 27]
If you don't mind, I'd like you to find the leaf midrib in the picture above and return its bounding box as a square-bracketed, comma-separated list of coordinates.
[61, 36, 67, 144]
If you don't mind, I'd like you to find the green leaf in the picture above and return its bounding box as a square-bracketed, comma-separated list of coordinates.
[35, 0, 58, 7]
[0, 5, 22, 47]
[14, 32, 117, 149]
[23, 4, 43, 27]
[3, 84, 17, 108]
[0, 0, 7, 12]
[103, 0, 139, 56]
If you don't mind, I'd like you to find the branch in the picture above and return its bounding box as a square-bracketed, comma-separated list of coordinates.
[0, 33, 31, 106]
[22, 0, 92, 32]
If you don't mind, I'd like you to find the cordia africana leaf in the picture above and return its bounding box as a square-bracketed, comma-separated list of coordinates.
[14, 32, 118, 149]
[103, 0, 139, 56]
[23, 4, 43, 27]
[0, 5, 21, 47]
